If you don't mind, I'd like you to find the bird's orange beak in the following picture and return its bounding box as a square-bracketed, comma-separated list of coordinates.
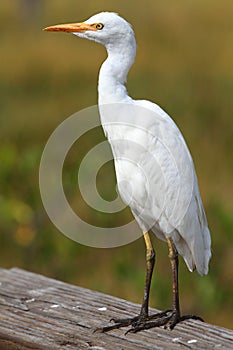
[44, 22, 97, 33]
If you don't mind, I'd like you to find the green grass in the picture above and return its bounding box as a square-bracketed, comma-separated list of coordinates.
[0, 1, 232, 329]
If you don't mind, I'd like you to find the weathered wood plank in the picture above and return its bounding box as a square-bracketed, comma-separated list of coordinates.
[0, 267, 232, 350]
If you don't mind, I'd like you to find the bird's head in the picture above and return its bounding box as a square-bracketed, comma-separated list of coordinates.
[44, 12, 135, 51]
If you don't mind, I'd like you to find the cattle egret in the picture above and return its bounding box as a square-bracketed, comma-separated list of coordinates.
[44, 12, 211, 333]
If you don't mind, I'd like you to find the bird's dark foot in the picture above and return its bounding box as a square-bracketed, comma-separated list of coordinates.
[95, 309, 171, 333]
[127, 311, 204, 334]
[168, 313, 204, 330]
[95, 310, 204, 334]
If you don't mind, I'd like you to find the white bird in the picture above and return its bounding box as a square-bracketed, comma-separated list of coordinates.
[44, 12, 211, 333]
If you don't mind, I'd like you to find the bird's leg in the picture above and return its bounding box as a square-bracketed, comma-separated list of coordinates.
[127, 237, 204, 333]
[126, 232, 171, 325]
[139, 231, 155, 318]
[165, 236, 181, 328]
[96, 235, 204, 334]
[164, 236, 204, 329]
[96, 232, 170, 333]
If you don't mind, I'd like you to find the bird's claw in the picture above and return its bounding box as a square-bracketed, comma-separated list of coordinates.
[95, 310, 204, 334]
[95, 309, 171, 334]
[128, 312, 204, 333]
[165, 313, 204, 330]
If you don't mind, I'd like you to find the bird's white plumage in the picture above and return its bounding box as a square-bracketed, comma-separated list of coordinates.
[72, 12, 211, 275]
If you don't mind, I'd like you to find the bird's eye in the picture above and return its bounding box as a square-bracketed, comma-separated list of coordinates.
[94, 23, 104, 30]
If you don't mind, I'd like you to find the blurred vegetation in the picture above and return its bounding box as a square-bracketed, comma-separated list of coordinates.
[0, 0, 233, 330]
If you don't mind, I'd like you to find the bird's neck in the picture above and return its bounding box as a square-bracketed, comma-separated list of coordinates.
[98, 41, 136, 105]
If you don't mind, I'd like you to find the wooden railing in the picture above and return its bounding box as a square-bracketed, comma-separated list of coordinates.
[0, 267, 232, 349]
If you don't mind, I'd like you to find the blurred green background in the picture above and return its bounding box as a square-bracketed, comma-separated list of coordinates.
[0, 0, 232, 329]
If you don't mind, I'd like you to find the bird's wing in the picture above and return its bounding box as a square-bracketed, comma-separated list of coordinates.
[133, 99, 211, 274]
[133, 99, 195, 227]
